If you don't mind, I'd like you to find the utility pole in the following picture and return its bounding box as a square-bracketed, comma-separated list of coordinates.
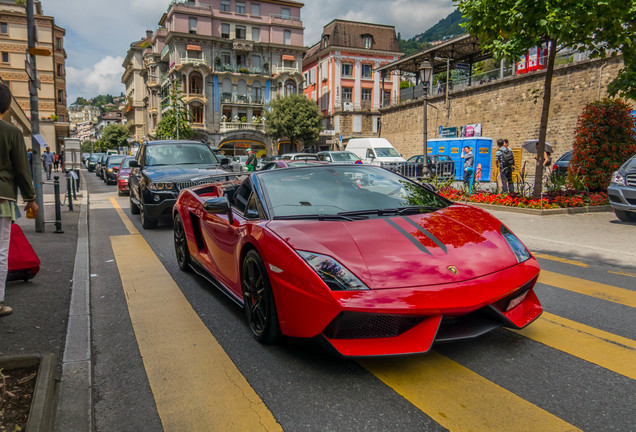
[26, 0, 45, 232]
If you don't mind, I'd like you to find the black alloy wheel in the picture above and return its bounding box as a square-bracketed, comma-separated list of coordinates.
[614, 209, 636, 223]
[241, 250, 280, 344]
[140, 201, 158, 229]
[173, 213, 191, 272]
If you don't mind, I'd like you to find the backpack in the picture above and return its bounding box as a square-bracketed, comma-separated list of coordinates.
[501, 148, 515, 168]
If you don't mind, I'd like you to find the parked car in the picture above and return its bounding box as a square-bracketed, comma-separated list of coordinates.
[259, 160, 327, 170]
[128, 140, 234, 229]
[87, 153, 104, 172]
[280, 153, 319, 161]
[316, 151, 362, 164]
[608, 154, 636, 222]
[346, 137, 406, 165]
[552, 150, 573, 177]
[172, 164, 542, 356]
[116, 157, 135, 196]
[103, 154, 126, 185]
[96, 154, 108, 178]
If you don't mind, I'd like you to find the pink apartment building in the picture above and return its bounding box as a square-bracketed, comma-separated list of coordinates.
[124, 0, 305, 156]
[303, 20, 401, 151]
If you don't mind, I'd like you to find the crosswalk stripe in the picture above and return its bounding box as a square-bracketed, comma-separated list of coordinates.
[533, 253, 589, 267]
[360, 352, 581, 432]
[111, 234, 282, 431]
[539, 271, 636, 308]
[511, 312, 636, 380]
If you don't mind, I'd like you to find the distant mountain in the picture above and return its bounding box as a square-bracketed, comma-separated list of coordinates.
[412, 9, 466, 44]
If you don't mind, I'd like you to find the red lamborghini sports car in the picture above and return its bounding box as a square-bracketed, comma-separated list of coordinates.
[173, 164, 542, 357]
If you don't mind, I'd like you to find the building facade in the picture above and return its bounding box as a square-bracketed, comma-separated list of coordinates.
[302, 20, 401, 151]
[0, 0, 69, 151]
[127, 0, 305, 156]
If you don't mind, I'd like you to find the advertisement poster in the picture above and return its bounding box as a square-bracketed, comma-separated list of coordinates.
[460, 123, 482, 137]
[440, 127, 458, 138]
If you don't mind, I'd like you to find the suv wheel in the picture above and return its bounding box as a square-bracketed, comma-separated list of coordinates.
[614, 209, 636, 223]
[130, 195, 140, 215]
[140, 201, 158, 229]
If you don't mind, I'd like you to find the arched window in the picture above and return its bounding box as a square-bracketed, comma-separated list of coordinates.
[190, 103, 203, 123]
[189, 71, 203, 95]
[284, 80, 296, 96]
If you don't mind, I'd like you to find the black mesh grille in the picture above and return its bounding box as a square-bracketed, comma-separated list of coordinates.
[323, 312, 426, 339]
[608, 193, 622, 203]
[492, 278, 536, 312]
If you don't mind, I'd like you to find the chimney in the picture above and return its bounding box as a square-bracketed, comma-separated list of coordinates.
[146, 30, 153, 39]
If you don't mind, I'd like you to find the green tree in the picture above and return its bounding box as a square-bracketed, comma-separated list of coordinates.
[263, 94, 322, 150]
[102, 124, 130, 150]
[155, 80, 194, 140]
[458, 0, 635, 198]
[73, 96, 88, 106]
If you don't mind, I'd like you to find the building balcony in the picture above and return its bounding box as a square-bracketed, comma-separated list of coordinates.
[221, 93, 263, 105]
[220, 121, 265, 133]
[274, 65, 300, 75]
[268, 14, 302, 26]
[181, 55, 207, 67]
[216, 64, 267, 75]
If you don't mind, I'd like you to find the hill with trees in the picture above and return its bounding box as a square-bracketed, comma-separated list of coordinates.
[412, 9, 466, 44]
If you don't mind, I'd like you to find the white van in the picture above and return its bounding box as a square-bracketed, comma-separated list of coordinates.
[345, 138, 406, 165]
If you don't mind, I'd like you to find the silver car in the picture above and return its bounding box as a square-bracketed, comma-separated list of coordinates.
[608, 154, 636, 222]
[316, 151, 362, 164]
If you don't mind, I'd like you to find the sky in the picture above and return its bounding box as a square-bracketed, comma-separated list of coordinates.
[42, 0, 456, 104]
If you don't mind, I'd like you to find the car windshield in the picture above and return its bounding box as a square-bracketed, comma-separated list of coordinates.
[145, 143, 218, 166]
[90, 154, 103, 161]
[375, 147, 401, 158]
[561, 152, 573, 162]
[259, 165, 450, 218]
[107, 155, 125, 166]
[331, 152, 360, 162]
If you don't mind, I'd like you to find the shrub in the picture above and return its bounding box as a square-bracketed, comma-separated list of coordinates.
[569, 99, 636, 191]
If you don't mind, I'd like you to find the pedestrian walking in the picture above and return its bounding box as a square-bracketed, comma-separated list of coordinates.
[495, 138, 515, 193]
[42, 146, 55, 180]
[0, 83, 39, 317]
[27, 147, 33, 176]
[461, 146, 474, 189]
[245, 148, 257, 172]
[53, 151, 60, 171]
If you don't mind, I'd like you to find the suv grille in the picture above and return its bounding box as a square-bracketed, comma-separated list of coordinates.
[626, 173, 636, 188]
[176, 180, 211, 191]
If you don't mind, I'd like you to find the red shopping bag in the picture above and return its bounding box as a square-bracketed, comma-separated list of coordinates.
[7, 223, 40, 282]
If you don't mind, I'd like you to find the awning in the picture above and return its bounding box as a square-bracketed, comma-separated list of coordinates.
[281, 54, 295, 61]
[33, 134, 49, 149]
[186, 44, 201, 52]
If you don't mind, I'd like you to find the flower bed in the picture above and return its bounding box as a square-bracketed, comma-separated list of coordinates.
[438, 189, 608, 210]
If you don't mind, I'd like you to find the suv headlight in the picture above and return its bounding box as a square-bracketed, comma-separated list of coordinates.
[298, 251, 369, 291]
[501, 225, 531, 263]
[148, 182, 174, 191]
[610, 171, 625, 186]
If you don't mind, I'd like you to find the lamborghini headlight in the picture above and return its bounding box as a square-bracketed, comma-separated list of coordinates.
[298, 251, 369, 291]
[501, 225, 531, 263]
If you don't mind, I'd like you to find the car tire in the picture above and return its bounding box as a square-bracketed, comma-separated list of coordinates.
[117, 189, 123, 197]
[241, 250, 280, 344]
[140, 201, 158, 229]
[173, 213, 191, 272]
[130, 195, 140, 215]
[614, 209, 636, 222]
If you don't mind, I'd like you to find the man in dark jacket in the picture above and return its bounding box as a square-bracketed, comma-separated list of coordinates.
[0, 83, 38, 317]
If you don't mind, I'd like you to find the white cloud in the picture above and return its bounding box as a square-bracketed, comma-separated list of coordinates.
[66, 56, 125, 103]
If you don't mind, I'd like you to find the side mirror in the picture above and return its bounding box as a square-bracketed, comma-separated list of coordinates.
[202, 196, 234, 224]
[368, 153, 376, 160]
[129, 160, 139, 167]
[220, 157, 230, 165]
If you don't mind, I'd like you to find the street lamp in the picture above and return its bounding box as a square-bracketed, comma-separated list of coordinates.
[419, 60, 433, 175]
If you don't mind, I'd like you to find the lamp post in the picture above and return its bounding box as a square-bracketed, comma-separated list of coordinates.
[419, 61, 433, 173]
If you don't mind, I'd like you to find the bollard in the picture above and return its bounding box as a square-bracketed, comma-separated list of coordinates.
[71, 173, 77, 200]
[53, 175, 64, 233]
[66, 173, 74, 211]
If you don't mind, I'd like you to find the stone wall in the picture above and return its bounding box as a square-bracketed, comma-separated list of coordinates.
[380, 56, 635, 168]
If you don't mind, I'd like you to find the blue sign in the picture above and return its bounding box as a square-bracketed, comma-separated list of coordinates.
[439, 126, 443, 135]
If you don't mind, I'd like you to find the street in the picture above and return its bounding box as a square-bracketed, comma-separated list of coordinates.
[78, 170, 636, 432]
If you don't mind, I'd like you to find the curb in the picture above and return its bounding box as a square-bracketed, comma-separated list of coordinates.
[0, 353, 57, 432]
[464, 203, 612, 216]
[53, 170, 92, 432]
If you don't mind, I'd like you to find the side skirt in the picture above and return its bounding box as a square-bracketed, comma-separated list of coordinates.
[189, 256, 244, 308]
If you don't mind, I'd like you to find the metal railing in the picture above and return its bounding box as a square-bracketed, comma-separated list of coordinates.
[220, 93, 264, 105]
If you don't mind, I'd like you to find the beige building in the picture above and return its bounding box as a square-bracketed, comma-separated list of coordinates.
[0, 0, 69, 151]
[122, 36, 148, 142]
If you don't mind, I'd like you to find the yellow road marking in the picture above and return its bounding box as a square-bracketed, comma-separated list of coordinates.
[360, 353, 580, 432]
[111, 234, 281, 431]
[512, 312, 636, 380]
[609, 270, 636, 278]
[533, 253, 589, 268]
[109, 197, 139, 235]
[539, 271, 636, 308]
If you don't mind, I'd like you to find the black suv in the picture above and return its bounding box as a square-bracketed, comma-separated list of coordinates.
[128, 140, 234, 228]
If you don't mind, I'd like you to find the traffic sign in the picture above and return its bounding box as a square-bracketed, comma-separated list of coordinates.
[29, 47, 51, 56]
